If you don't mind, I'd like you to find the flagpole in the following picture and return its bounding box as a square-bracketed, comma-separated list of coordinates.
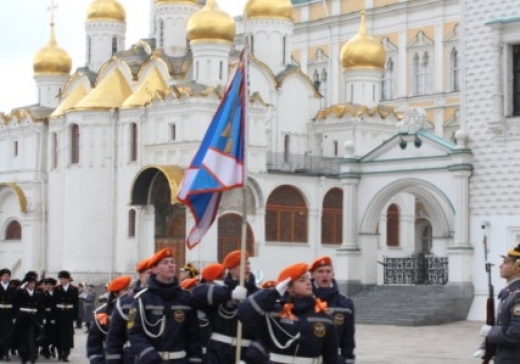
[235, 18, 250, 364]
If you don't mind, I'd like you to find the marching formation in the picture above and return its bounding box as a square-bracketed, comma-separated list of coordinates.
[84, 249, 356, 364]
[0, 269, 78, 364]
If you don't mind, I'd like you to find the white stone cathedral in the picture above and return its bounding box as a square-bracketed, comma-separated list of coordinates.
[0, 0, 519, 320]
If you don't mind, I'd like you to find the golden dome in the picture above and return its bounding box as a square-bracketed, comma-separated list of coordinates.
[187, 0, 236, 43]
[244, 0, 292, 20]
[87, 0, 126, 22]
[340, 8, 386, 69]
[33, 24, 72, 75]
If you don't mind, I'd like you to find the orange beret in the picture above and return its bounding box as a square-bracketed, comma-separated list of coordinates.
[261, 280, 276, 289]
[107, 275, 132, 293]
[277, 263, 308, 283]
[149, 248, 174, 267]
[223, 250, 248, 269]
[136, 258, 151, 273]
[180, 277, 199, 290]
[201, 263, 225, 282]
[309, 256, 332, 272]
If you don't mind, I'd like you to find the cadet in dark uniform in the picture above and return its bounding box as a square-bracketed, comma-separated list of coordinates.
[40, 278, 58, 359]
[310, 256, 355, 364]
[191, 251, 257, 364]
[480, 243, 520, 363]
[237, 262, 338, 364]
[11, 272, 45, 364]
[54, 270, 79, 362]
[87, 276, 132, 364]
[105, 257, 151, 364]
[127, 248, 202, 363]
[0, 268, 16, 360]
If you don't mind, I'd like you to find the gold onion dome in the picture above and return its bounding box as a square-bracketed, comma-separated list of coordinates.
[340, 7, 386, 69]
[244, 0, 292, 20]
[33, 23, 72, 75]
[187, 0, 236, 43]
[87, 0, 126, 22]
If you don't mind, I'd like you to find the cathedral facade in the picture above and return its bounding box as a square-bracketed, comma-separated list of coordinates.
[0, 0, 519, 320]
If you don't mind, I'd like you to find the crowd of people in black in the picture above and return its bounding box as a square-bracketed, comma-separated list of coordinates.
[0, 269, 78, 364]
[0, 249, 357, 364]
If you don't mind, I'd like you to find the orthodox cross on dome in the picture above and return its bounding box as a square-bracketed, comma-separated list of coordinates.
[47, 0, 58, 25]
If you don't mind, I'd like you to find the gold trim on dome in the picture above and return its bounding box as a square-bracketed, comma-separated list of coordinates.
[340, 0, 386, 70]
[51, 84, 89, 118]
[122, 68, 168, 108]
[130, 165, 184, 205]
[276, 68, 321, 98]
[313, 104, 399, 121]
[87, 0, 126, 22]
[245, 0, 293, 20]
[33, 23, 72, 75]
[187, 0, 236, 43]
[0, 183, 28, 214]
[75, 69, 132, 109]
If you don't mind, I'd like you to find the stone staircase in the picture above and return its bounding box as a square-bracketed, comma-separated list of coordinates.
[351, 284, 473, 326]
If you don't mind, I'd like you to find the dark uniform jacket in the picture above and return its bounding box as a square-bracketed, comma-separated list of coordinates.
[127, 275, 202, 364]
[312, 279, 355, 364]
[190, 274, 258, 364]
[487, 278, 520, 363]
[0, 282, 16, 356]
[11, 288, 45, 362]
[54, 284, 79, 355]
[43, 289, 58, 349]
[106, 289, 138, 364]
[87, 301, 114, 364]
[237, 289, 338, 364]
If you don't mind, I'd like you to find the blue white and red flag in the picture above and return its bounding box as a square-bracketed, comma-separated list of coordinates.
[178, 51, 246, 249]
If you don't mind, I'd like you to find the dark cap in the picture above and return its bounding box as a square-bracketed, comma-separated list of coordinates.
[44, 278, 57, 285]
[22, 271, 38, 284]
[0, 269, 11, 277]
[57, 270, 72, 280]
[501, 242, 520, 261]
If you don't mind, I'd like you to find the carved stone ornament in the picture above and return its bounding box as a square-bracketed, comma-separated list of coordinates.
[396, 107, 428, 133]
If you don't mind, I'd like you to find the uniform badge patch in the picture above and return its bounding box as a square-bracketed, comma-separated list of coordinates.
[513, 303, 520, 316]
[314, 321, 326, 337]
[174, 309, 185, 322]
[334, 313, 345, 326]
[127, 307, 137, 329]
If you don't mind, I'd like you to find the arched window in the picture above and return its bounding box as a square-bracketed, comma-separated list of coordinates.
[421, 51, 430, 94]
[386, 204, 399, 247]
[321, 188, 342, 245]
[130, 123, 138, 162]
[218, 213, 254, 262]
[320, 68, 328, 107]
[70, 124, 80, 164]
[284, 135, 290, 162]
[5, 221, 22, 240]
[87, 37, 91, 63]
[413, 53, 420, 96]
[51, 132, 58, 169]
[451, 47, 460, 91]
[265, 185, 308, 243]
[112, 37, 117, 54]
[159, 20, 165, 48]
[382, 57, 394, 100]
[128, 209, 136, 237]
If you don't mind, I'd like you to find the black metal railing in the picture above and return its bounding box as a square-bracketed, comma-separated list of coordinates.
[266, 152, 342, 176]
[379, 253, 448, 285]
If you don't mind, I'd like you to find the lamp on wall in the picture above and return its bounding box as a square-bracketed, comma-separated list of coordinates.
[399, 136, 407, 150]
[414, 134, 422, 148]
[399, 134, 423, 149]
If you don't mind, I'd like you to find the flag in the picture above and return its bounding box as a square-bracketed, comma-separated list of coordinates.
[178, 52, 246, 249]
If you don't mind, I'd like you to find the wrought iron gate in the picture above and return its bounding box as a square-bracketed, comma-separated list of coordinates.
[379, 253, 448, 285]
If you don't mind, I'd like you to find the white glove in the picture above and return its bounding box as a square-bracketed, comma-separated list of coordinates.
[275, 278, 291, 297]
[231, 286, 247, 302]
[472, 348, 484, 358]
[480, 325, 492, 337]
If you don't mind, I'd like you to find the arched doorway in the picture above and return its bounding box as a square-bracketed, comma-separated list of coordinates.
[217, 213, 254, 262]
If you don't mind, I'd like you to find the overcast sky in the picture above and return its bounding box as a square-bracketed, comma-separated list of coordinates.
[0, 0, 246, 112]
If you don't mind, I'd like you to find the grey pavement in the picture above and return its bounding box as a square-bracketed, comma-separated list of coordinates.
[36, 320, 484, 363]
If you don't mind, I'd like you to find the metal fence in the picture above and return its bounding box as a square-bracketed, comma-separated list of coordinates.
[266, 152, 342, 176]
[379, 253, 449, 285]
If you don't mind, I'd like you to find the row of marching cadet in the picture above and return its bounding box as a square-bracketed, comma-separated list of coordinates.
[85, 248, 356, 364]
[0, 269, 79, 363]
